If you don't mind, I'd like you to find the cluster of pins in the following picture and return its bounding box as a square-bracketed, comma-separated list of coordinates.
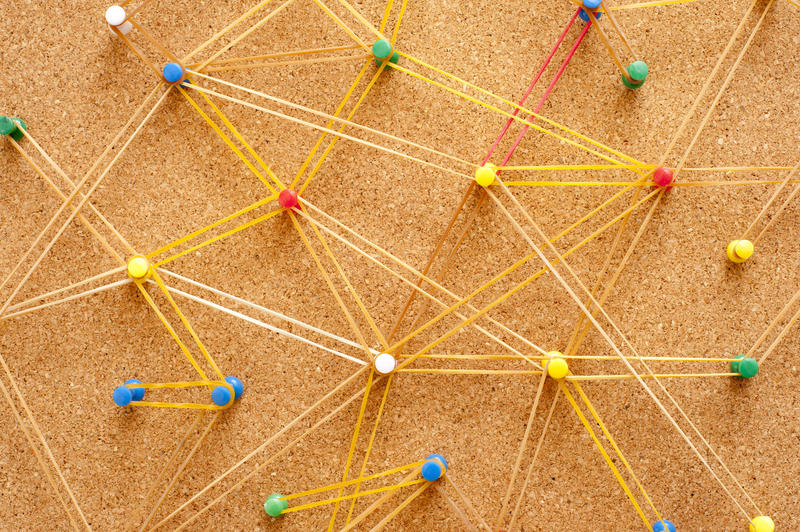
[85, 5, 768, 530]
[111, 376, 244, 407]
[95, 16, 394, 410]
[545, 349, 766, 532]
[111, 256, 245, 408]
[471, 159, 759, 293]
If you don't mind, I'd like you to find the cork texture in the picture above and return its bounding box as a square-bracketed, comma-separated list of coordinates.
[1, 0, 799, 530]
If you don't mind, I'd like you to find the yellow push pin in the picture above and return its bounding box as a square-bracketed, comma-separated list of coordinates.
[475, 163, 497, 187]
[749, 516, 774, 532]
[726, 239, 754, 263]
[127, 256, 151, 280]
[546, 351, 569, 380]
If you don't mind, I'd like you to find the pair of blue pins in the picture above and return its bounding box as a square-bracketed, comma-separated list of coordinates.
[112, 376, 244, 407]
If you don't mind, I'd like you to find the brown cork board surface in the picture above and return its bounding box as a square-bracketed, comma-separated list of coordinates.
[1, 0, 799, 530]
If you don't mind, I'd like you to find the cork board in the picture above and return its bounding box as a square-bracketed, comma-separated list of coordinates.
[1, 0, 799, 530]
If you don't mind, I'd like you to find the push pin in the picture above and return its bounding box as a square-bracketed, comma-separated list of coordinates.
[653, 167, 674, 190]
[105, 5, 133, 35]
[726, 239, 753, 263]
[264, 493, 288, 517]
[420, 454, 447, 481]
[622, 60, 649, 89]
[652, 519, 676, 532]
[211, 376, 244, 406]
[475, 163, 497, 187]
[0, 116, 27, 142]
[372, 39, 399, 68]
[162, 62, 188, 84]
[731, 355, 758, 379]
[749, 516, 774, 532]
[546, 351, 569, 380]
[278, 189, 300, 210]
[373, 353, 396, 375]
[127, 256, 151, 280]
[113, 378, 145, 406]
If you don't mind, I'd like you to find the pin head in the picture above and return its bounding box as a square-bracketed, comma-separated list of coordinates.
[726, 240, 754, 263]
[653, 167, 674, 189]
[628, 61, 649, 81]
[582, 0, 602, 7]
[546, 351, 569, 380]
[211, 384, 232, 406]
[162, 62, 186, 83]
[127, 256, 151, 280]
[735, 240, 754, 260]
[374, 353, 396, 375]
[623, 61, 649, 89]
[372, 39, 399, 67]
[264, 493, 288, 517]
[475, 164, 497, 187]
[105, 5, 127, 26]
[421, 454, 447, 481]
[113, 385, 133, 406]
[731, 355, 759, 378]
[278, 189, 299, 209]
[372, 39, 393, 60]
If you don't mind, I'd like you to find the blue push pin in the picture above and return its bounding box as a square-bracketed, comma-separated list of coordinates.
[162, 62, 188, 84]
[113, 378, 145, 406]
[579, 0, 603, 22]
[420, 454, 447, 481]
[211, 376, 244, 406]
[652, 520, 676, 532]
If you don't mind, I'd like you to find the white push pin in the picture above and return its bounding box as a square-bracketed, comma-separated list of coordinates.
[374, 353, 396, 375]
[106, 5, 133, 35]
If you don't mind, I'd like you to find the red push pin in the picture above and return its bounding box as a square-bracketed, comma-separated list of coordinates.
[278, 188, 300, 210]
[653, 167, 674, 190]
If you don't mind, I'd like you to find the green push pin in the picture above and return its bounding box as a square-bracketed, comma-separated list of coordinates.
[622, 60, 649, 89]
[372, 39, 399, 69]
[731, 355, 759, 378]
[0, 116, 27, 141]
[264, 493, 288, 517]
